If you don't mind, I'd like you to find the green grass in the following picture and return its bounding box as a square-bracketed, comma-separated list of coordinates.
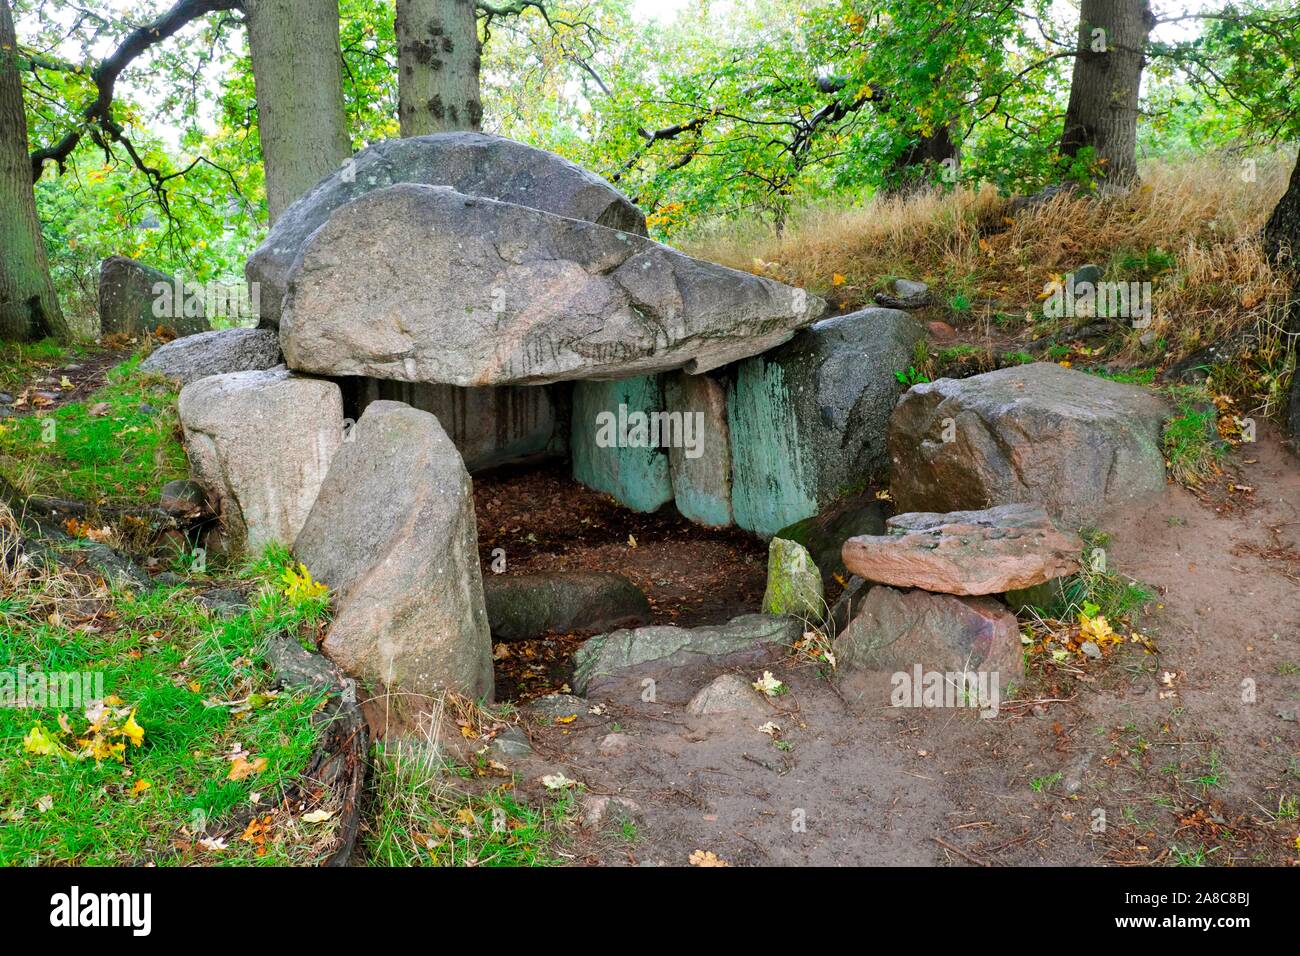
[1161, 386, 1226, 488]
[1086, 366, 1158, 386]
[1058, 530, 1155, 622]
[0, 541, 333, 865]
[361, 745, 567, 867]
[0, 354, 186, 506]
[0, 339, 89, 395]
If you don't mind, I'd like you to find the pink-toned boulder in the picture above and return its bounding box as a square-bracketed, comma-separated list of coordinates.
[842, 503, 1081, 596]
[832, 586, 1023, 680]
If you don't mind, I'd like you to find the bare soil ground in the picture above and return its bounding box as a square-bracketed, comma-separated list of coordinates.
[481, 432, 1300, 867]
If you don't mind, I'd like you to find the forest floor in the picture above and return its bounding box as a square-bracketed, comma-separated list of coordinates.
[494, 427, 1300, 866]
[2, 278, 1298, 865]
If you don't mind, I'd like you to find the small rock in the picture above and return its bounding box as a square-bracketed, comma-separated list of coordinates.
[685, 673, 769, 717]
[490, 725, 532, 758]
[1073, 264, 1103, 287]
[894, 278, 929, 298]
[158, 478, 208, 517]
[153, 571, 185, 587]
[138, 403, 157, 415]
[1080, 641, 1102, 660]
[0, 391, 14, 404]
[1276, 708, 1297, 723]
[762, 537, 824, 620]
[526, 693, 587, 721]
[196, 588, 249, 619]
[580, 795, 641, 830]
[1139, 330, 1157, 347]
[88, 402, 111, 417]
[926, 320, 957, 341]
[597, 732, 631, 756]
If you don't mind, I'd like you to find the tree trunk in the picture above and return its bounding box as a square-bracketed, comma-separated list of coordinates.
[245, 0, 352, 223]
[396, 0, 482, 135]
[0, 0, 66, 342]
[1059, 0, 1154, 185]
[1265, 152, 1300, 268]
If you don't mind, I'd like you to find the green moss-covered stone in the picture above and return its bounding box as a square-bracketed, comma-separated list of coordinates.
[570, 375, 673, 512]
[663, 371, 732, 527]
[761, 537, 824, 621]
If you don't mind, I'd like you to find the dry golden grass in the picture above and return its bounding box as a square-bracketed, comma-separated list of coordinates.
[681, 151, 1298, 416]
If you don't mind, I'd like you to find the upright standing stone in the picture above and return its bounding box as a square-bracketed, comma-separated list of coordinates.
[728, 308, 923, 537]
[99, 256, 210, 338]
[663, 372, 732, 527]
[294, 401, 493, 710]
[762, 537, 824, 621]
[178, 367, 342, 553]
[570, 376, 673, 513]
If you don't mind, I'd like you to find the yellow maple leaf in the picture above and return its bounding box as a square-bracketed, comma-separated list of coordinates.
[228, 755, 268, 781]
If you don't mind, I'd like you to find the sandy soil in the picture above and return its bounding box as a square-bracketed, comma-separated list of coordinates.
[494, 430, 1299, 866]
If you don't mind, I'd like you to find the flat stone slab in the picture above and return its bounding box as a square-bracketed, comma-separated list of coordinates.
[888, 362, 1169, 529]
[572, 614, 800, 695]
[842, 503, 1082, 595]
[482, 571, 651, 641]
[279, 184, 825, 386]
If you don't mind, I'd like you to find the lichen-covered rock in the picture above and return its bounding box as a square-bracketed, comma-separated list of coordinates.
[774, 492, 886, 588]
[141, 327, 281, 386]
[248, 132, 647, 327]
[761, 537, 824, 621]
[482, 571, 651, 641]
[572, 614, 800, 694]
[178, 367, 342, 553]
[293, 400, 493, 711]
[279, 184, 825, 386]
[888, 362, 1169, 529]
[570, 375, 673, 512]
[728, 307, 923, 537]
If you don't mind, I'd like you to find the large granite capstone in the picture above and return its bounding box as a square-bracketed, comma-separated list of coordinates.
[279, 184, 825, 386]
[248, 132, 647, 327]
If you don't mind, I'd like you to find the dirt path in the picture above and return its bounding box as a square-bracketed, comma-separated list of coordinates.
[501, 431, 1299, 866]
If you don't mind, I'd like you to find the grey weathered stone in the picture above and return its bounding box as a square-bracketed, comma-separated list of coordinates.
[141, 327, 281, 386]
[572, 614, 800, 694]
[580, 794, 641, 830]
[663, 371, 732, 527]
[685, 673, 770, 717]
[482, 571, 651, 641]
[178, 368, 342, 553]
[761, 537, 824, 620]
[265, 634, 343, 691]
[490, 725, 533, 759]
[248, 132, 647, 327]
[293, 400, 493, 709]
[342, 377, 563, 473]
[525, 693, 587, 721]
[195, 587, 249, 619]
[833, 586, 1023, 680]
[99, 256, 209, 338]
[279, 184, 825, 386]
[889, 363, 1169, 529]
[728, 307, 923, 537]
[842, 504, 1082, 596]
